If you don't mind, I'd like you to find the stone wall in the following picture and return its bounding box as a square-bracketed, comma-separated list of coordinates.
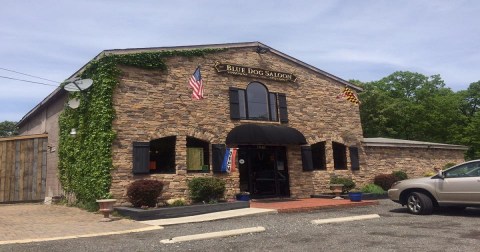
[364, 146, 465, 179]
[110, 46, 365, 203]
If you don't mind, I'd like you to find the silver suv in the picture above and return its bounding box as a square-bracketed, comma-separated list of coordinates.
[388, 160, 480, 215]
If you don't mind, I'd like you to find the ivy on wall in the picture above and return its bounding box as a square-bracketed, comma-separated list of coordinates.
[58, 49, 222, 210]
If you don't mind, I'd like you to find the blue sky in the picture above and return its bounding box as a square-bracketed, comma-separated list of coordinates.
[1, 0, 479, 121]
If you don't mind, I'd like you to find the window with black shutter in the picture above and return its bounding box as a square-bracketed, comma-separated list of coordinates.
[349, 146, 360, 170]
[228, 82, 287, 122]
[148, 136, 176, 174]
[301, 146, 314, 171]
[187, 137, 210, 172]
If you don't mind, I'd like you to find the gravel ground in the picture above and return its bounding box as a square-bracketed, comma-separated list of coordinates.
[2, 200, 480, 252]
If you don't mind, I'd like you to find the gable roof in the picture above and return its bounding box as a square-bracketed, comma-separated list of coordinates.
[18, 41, 361, 126]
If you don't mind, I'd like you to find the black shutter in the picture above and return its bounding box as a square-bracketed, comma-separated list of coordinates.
[301, 146, 314, 171]
[229, 88, 240, 120]
[132, 142, 150, 174]
[278, 93, 288, 123]
[212, 144, 226, 173]
[349, 147, 360, 170]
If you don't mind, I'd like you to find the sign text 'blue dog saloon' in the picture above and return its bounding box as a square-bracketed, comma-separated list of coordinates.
[214, 61, 297, 82]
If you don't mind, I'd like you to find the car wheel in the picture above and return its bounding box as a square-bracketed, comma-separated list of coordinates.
[406, 192, 433, 215]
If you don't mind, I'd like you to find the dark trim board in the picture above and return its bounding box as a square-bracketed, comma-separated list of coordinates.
[114, 201, 250, 221]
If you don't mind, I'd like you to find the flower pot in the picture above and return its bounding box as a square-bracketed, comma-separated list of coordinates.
[329, 184, 344, 199]
[96, 199, 117, 222]
[236, 194, 250, 201]
[348, 192, 363, 202]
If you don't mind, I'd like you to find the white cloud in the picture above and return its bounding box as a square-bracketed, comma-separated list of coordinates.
[1, 0, 480, 120]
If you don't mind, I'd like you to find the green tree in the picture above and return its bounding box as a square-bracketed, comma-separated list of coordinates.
[359, 71, 463, 144]
[0, 121, 18, 137]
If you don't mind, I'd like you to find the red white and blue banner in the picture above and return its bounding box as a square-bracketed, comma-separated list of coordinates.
[221, 148, 237, 173]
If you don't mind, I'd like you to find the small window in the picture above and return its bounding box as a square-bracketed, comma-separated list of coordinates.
[312, 142, 326, 170]
[187, 137, 210, 172]
[149, 136, 176, 173]
[333, 142, 347, 170]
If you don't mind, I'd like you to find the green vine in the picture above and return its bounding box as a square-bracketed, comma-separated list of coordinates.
[58, 49, 222, 210]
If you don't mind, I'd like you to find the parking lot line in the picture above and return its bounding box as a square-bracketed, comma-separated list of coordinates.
[160, 226, 266, 244]
[311, 214, 380, 225]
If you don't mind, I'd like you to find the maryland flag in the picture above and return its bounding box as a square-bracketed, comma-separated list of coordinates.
[337, 87, 360, 105]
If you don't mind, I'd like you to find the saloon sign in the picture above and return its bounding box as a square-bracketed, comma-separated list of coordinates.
[214, 62, 297, 82]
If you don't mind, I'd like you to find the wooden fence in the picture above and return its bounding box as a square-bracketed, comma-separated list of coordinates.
[0, 134, 48, 203]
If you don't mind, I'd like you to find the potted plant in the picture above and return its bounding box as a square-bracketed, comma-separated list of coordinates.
[347, 190, 363, 202]
[235, 191, 251, 201]
[329, 184, 344, 199]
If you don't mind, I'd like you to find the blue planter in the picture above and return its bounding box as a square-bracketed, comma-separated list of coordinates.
[348, 192, 363, 202]
[236, 194, 250, 201]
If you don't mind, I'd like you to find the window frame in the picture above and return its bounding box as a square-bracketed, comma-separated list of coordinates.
[235, 82, 279, 122]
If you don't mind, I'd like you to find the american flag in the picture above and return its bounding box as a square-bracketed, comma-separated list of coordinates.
[189, 66, 204, 100]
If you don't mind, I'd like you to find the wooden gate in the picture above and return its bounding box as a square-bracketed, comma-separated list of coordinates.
[0, 134, 48, 203]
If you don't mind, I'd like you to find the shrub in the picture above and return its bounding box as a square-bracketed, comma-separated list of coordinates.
[374, 174, 397, 191]
[166, 198, 187, 207]
[361, 184, 386, 194]
[392, 170, 408, 181]
[188, 177, 226, 203]
[127, 180, 164, 208]
[330, 176, 356, 193]
[423, 171, 436, 177]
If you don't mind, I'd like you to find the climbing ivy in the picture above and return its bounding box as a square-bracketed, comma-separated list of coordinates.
[58, 49, 222, 211]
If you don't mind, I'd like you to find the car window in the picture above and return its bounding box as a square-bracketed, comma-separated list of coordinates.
[444, 162, 480, 178]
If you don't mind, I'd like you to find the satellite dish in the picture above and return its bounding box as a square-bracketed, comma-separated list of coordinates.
[63, 79, 93, 92]
[67, 98, 80, 109]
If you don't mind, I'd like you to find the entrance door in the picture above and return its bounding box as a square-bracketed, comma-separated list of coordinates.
[238, 146, 289, 198]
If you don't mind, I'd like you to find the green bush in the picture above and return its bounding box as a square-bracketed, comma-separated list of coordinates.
[392, 170, 408, 181]
[374, 174, 397, 190]
[188, 177, 226, 203]
[361, 184, 386, 194]
[330, 176, 356, 193]
[127, 180, 164, 208]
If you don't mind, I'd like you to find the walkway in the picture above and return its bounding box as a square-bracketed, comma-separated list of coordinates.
[250, 198, 378, 213]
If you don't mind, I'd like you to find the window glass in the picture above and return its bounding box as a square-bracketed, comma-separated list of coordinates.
[332, 142, 347, 170]
[269, 93, 277, 121]
[149, 136, 176, 173]
[247, 82, 269, 120]
[311, 142, 326, 170]
[186, 137, 210, 172]
[445, 162, 480, 178]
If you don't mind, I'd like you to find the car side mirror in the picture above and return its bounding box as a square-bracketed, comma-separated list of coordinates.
[437, 170, 444, 179]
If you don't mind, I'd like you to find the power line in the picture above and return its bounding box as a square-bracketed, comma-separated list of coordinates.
[0, 75, 59, 87]
[0, 67, 60, 83]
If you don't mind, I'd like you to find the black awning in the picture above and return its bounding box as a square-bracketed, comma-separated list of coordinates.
[226, 124, 307, 145]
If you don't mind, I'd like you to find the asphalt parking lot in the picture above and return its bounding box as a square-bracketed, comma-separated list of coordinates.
[2, 199, 479, 252]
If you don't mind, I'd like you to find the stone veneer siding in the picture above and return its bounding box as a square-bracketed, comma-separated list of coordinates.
[363, 146, 465, 179]
[110, 47, 365, 204]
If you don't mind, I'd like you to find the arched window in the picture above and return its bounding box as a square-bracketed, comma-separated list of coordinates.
[229, 82, 285, 122]
[247, 82, 269, 120]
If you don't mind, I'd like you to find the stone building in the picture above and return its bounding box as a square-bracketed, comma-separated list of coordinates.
[17, 42, 467, 203]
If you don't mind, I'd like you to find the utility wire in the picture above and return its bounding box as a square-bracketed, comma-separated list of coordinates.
[0, 67, 60, 83]
[0, 75, 59, 87]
